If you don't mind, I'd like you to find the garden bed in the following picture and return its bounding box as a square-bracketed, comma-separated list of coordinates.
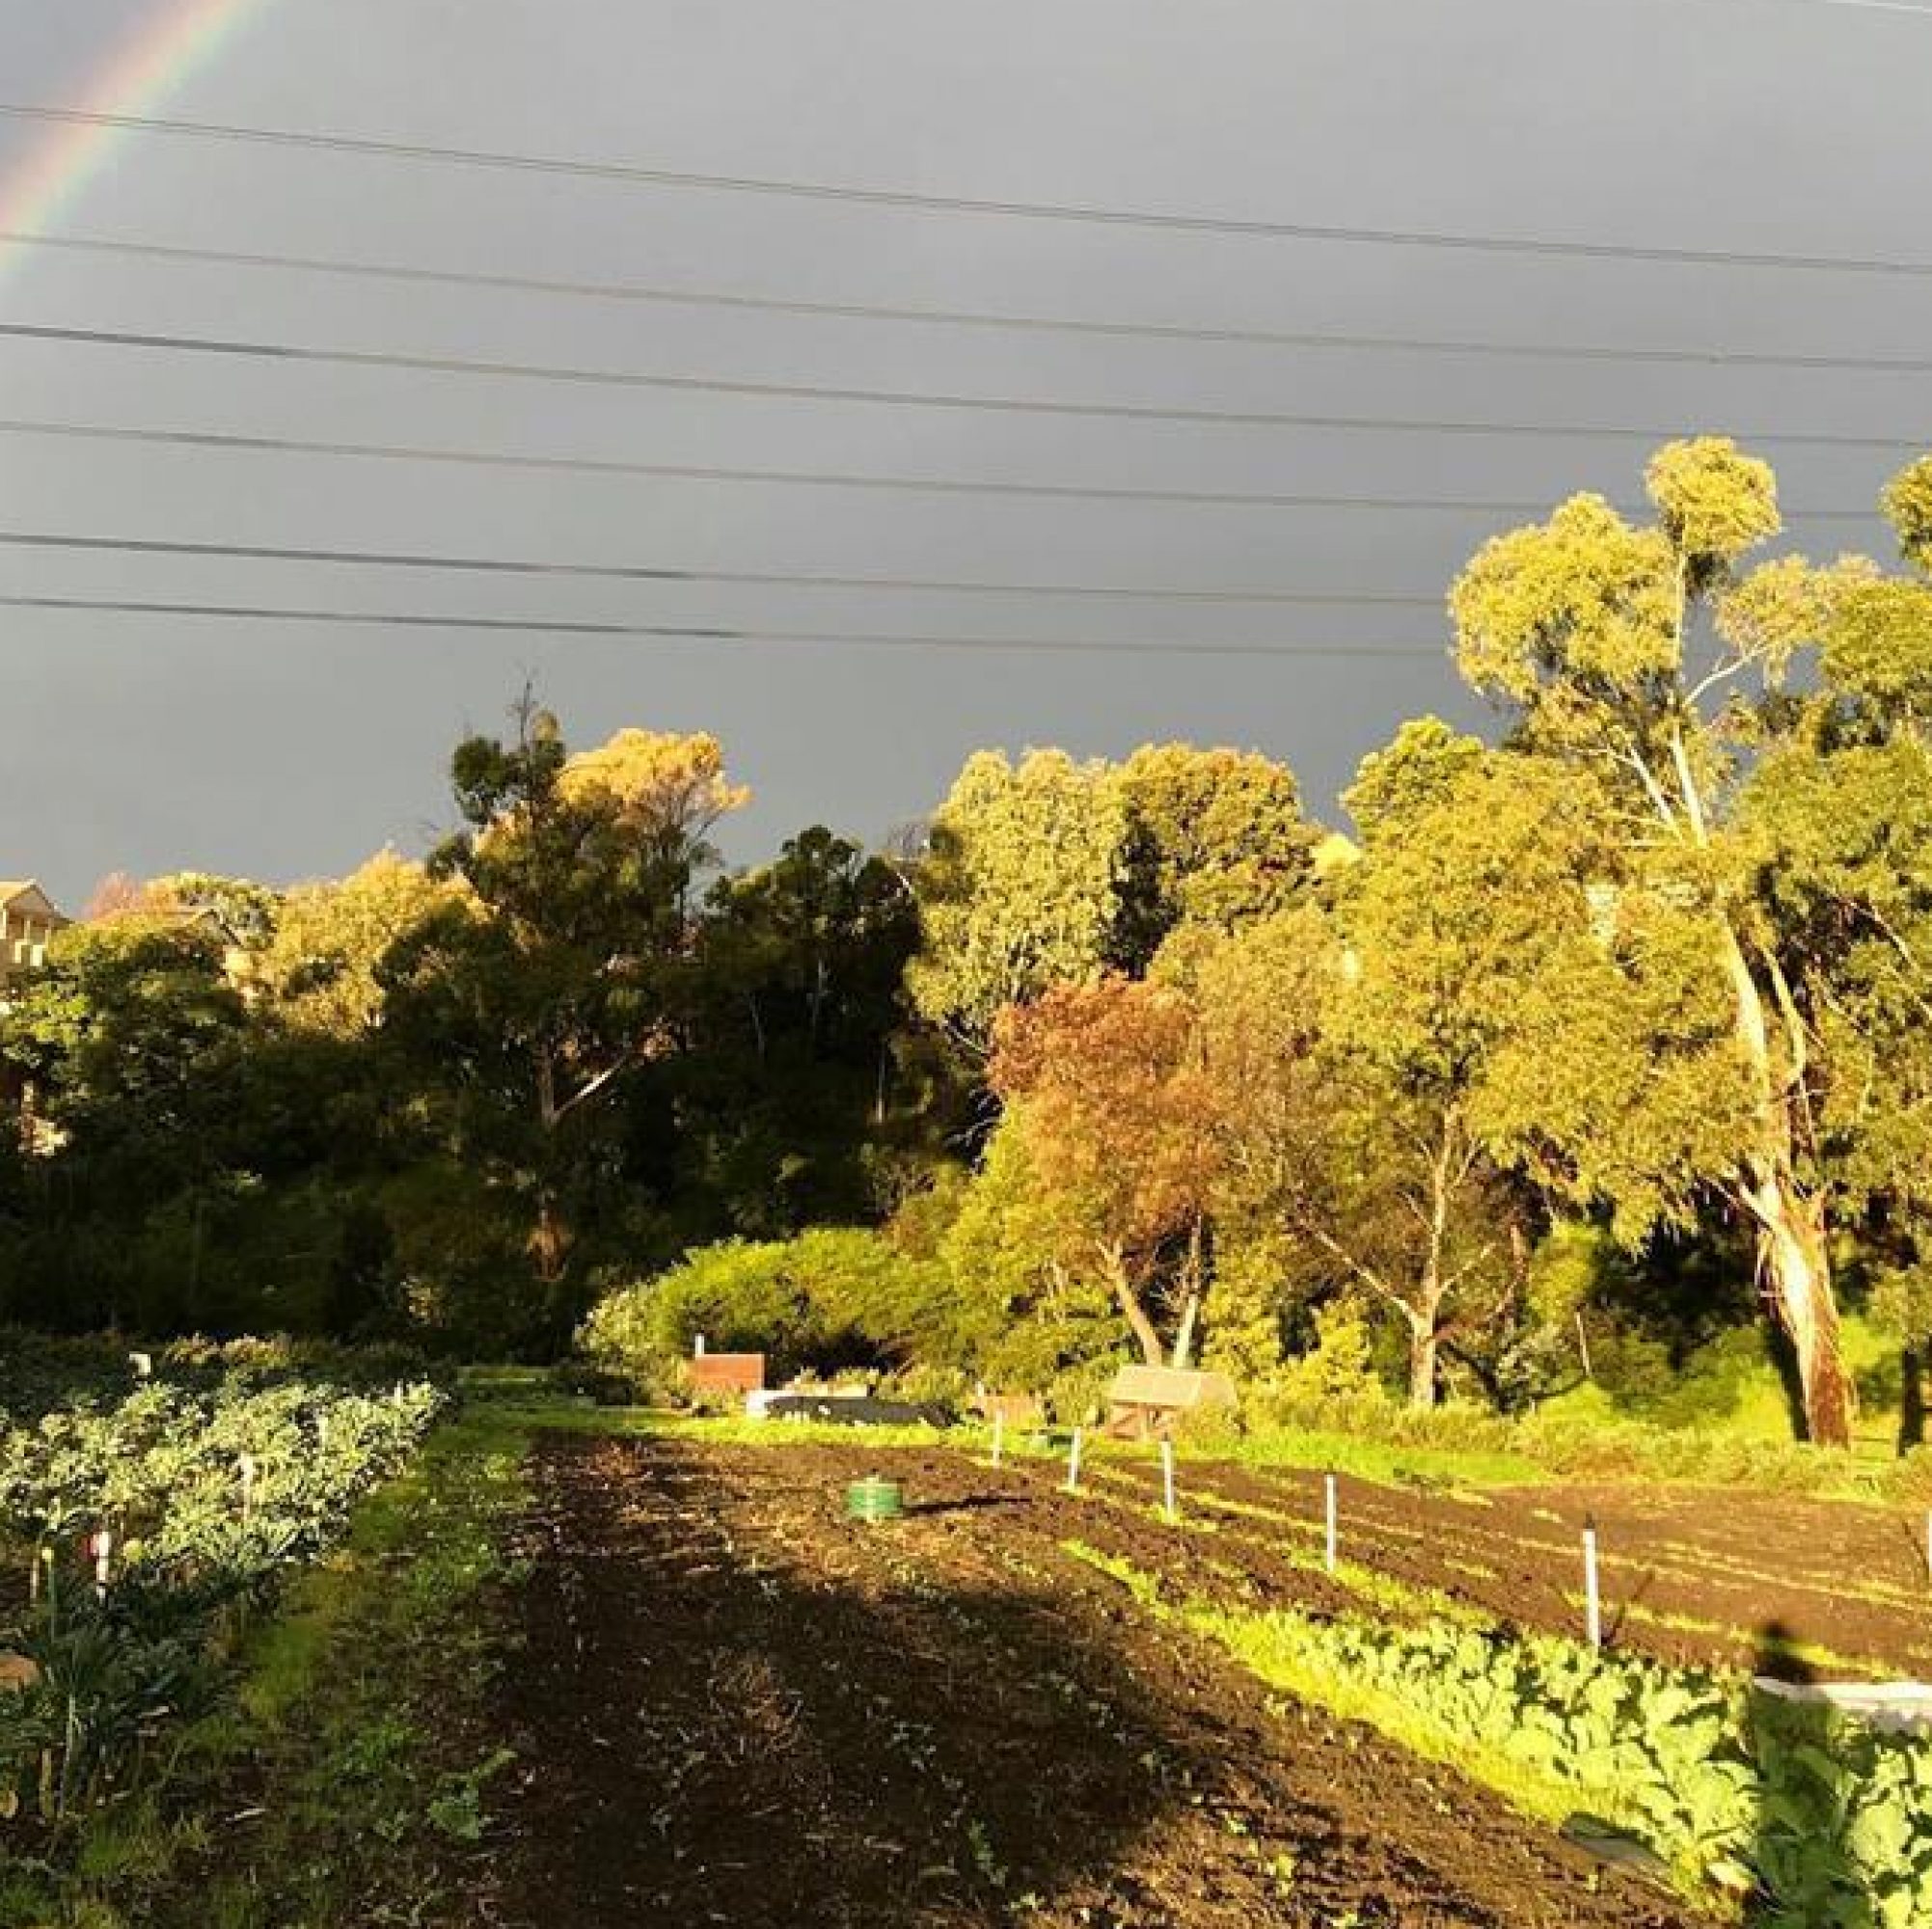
[482, 1432, 1700, 1928]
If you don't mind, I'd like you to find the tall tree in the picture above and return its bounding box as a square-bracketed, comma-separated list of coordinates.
[387, 700, 748, 1312]
[1111, 743, 1318, 970]
[1191, 759, 1549, 1412]
[1448, 438, 1932, 1444]
[907, 749, 1127, 1048]
[681, 827, 926, 1233]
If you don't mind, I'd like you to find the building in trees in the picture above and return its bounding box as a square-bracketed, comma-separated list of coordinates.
[0, 882, 68, 996]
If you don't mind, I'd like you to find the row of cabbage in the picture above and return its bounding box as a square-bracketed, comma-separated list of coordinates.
[1072, 1544, 1932, 1929]
[0, 1355, 443, 1827]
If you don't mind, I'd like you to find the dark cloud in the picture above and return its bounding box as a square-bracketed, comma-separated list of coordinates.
[2, 0, 1927, 904]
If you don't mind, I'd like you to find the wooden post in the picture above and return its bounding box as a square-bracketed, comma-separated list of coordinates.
[1583, 1515, 1602, 1650]
[1324, 1473, 1339, 1575]
[238, 1453, 258, 1526]
[1065, 1428, 1084, 1495]
[992, 1409, 1005, 1468]
[1161, 1440, 1178, 1522]
[89, 1529, 112, 1599]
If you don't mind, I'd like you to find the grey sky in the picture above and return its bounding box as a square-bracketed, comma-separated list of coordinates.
[2, 0, 1930, 908]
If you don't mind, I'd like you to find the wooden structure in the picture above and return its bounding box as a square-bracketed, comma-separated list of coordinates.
[1103, 1364, 1238, 1440]
[689, 1352, 766, 1397]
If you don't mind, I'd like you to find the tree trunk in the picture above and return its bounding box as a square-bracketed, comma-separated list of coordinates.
[1169, 1218, 1206, 1369]
[1899, 1345, 1925, 1454]
[530, 1190, 572, 1285]
[1170, 1291, 1201, 1371]
[1101, 1242, 1164, 1367]
[1407, 1314, 1439, 1410]
[1752, 1177, 1854, 1447]
[1717, 917, 1855, 1449]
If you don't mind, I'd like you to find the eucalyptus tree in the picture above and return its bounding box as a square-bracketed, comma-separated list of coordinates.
[1448, 439, 1932, 1444]
[1189, 739, 1592, 1408]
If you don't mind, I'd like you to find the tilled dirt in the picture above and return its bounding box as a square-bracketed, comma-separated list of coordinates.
[488, 1434, 1706, 1929]
[1081, 1455, 1932, 1675]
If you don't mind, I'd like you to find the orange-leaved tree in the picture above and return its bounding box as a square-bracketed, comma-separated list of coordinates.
[989, 978, 1221, 1368]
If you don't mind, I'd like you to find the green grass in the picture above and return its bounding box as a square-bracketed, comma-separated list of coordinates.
[1213, 1424, 1544, 1490]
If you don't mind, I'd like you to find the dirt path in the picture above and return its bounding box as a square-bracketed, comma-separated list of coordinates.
[488, 1434, 1703, 1929]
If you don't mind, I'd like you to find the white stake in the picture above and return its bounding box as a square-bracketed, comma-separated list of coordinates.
[992, 1409, 1006, 1468]
[1066, 1428, 1084, 1494]
[1161, 1439, 1178, 1521]
[1583, 1517, 1602, 1650]
[238, 1453, 259, 1525]
[90, 1529, 112, 1598]
[1324, 1473, 1339, 1575]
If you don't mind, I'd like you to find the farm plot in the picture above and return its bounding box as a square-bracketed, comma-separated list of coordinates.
[1080, 1454, 1932, 1677]
[483, 1432, 1697, 1929]
[0, 1344, 443, 1848]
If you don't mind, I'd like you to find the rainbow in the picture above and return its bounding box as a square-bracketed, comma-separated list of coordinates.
[0, 0, 266, 270]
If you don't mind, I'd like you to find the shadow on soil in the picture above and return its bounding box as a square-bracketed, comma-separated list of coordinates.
[493, 1434, 1253, 1929]
[901, 1492, 1029, 1518]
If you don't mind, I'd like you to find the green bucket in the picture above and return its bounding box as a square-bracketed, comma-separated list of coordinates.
[845, 1476, 905, 1523]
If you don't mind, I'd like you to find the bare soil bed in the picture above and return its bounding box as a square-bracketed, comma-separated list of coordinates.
[1084, 1454, 1932, 1675]
[485, 1433, 1704, 1929]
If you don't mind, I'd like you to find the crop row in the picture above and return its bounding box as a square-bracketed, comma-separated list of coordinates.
[0, 1364, 443, 1828]
[1068, 1540, 1932, 1929]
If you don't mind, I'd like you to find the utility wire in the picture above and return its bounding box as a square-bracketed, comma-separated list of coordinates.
[4, 319, 1924, 451]
[0, 592, 1445, 661]
[0, 531, 1438, 607]
[2, 101, 1930, 278]
[10, 232, 1932, 377]
[0, 418, 1882, 519]
[1715, 0, 1932, 14]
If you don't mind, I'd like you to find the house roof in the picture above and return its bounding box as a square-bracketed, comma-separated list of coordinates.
[0, 881, 68, 918]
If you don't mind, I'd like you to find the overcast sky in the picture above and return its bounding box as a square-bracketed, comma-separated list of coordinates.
[3, 0, 1930, 907]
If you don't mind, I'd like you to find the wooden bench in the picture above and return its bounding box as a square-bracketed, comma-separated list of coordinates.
[1103, 1364, 1238, 1440]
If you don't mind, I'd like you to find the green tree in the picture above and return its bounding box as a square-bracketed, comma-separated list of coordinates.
[0, 919, 248, 1205]
[1111, 742, 1317, 969]
[1447, 438, 1932, 1444]
[1191, 805, 1540, 1411]
[907, 749, 1127, 1047]
[907, 742, 1317, 1046]
[680, 827, 927, 1234]
[255, 849, 462, 1037]
[386, 700, 748, 1328]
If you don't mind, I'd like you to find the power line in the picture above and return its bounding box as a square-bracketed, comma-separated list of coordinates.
[0, 592, 1445, 661]
[3, 101, 1931, 278]
[11, 231, 1932, 377]
[0, 530, 1438, 607]
[5, 319, 1924, 451]
[1722, 0, 1932, 13]
[0, 418, 1882, 519]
